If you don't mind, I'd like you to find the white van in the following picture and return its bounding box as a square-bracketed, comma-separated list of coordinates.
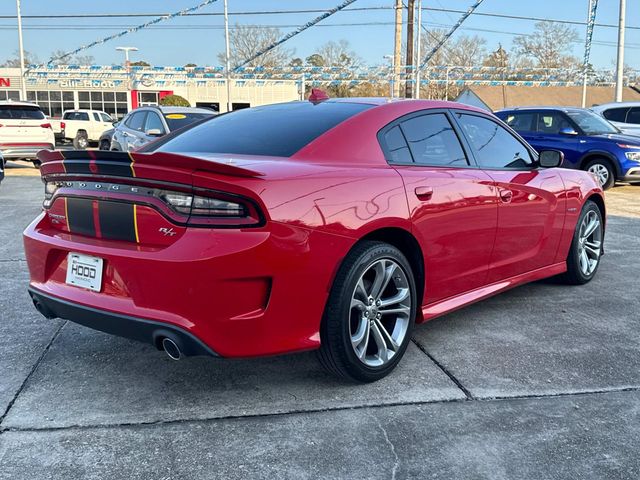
[0, 101, 55, 166]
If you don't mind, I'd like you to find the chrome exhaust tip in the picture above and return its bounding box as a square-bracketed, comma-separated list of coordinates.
[161, 337, 181, 361]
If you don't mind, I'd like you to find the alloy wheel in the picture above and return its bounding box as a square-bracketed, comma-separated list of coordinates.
[349, 258, 412, 367]
[587, 163, 609, 187]
[577, 210, 602, 276]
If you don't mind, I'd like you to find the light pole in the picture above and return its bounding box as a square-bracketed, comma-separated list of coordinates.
[15, 0, 27, 101]
[116, 46, 138, 93]
[383, 55, 394, 97]
[223, 0, 232, 113]
[415, 0, 422, 99]
[614, 0, 626, 102]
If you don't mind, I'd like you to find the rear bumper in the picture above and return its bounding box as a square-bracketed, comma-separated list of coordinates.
[0, 144, 54, 159]
[29, 288, 219, 357]
[23, 212, 354, 358]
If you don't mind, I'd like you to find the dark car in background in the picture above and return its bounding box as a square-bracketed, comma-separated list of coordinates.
[110, 106, 215, 151]
[495, 107, 640, 189]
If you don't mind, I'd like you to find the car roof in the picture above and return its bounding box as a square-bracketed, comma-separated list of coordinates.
[0, 100, 42, 108]
[137, 106, 215, 115]
[495, 106, 588, 114]
[591, 101, 640, 110]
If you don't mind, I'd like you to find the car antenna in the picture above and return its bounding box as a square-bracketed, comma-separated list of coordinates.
[308, 89, 329, 104]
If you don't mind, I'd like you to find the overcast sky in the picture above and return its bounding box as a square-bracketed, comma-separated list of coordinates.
[0, 0, 637, 69]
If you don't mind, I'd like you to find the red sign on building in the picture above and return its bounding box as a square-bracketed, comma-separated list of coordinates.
[0, 78, 10, 87]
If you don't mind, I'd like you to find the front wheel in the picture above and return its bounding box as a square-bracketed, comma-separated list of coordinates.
[559, 200, 604, 285]
[317, 241, 417, 382]
[584, 158, 615, 190]
[99, 139, 110, 150]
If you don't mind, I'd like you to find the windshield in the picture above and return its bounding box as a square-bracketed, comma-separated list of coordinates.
[164, 112, 215, 131]
[566, 110, 618, 135]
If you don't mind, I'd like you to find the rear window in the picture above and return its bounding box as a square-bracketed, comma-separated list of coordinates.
[63, 111, 90, 121]
[155, 101, 372, 157]
[164, 112, 215, 131]
[0, 105, 45, 120]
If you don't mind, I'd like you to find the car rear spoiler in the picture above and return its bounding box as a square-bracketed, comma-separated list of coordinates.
[37, 150, 265, 179]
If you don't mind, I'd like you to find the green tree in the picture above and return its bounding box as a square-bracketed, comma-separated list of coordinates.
[159, 95, 190, 107]
[130, 60, 151, 67]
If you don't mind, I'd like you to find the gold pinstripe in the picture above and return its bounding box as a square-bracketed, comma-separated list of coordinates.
[128, 152, 136, 177]
[133, 204, 140, 243]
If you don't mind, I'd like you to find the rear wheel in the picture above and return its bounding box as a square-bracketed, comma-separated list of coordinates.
[584, 158, 615, 190]
[559, 200, 603, 285]
[317, 241, 417, 382]
[73, 131, 89, 150]
[99, 139, 110, 150]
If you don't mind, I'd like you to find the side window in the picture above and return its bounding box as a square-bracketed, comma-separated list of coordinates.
[399, 113, 467, 166]
[456, 113, 533, 169]
[602, 107, 630, 123]
[92, 112, 100, 122]
[627, 108, 640, 125]
[381, 125, 412, 163]
[144, 113, 165, 133]
[503, 112, 535, 132]
[125, 112, 146, 132]
[536, 112, 572, 134]
[100, 113, 113, 122]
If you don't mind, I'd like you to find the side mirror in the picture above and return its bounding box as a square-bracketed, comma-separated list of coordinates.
[145, 128, 164, 137]
[538, 150, 564, 168]
[559, 127, 578, 136]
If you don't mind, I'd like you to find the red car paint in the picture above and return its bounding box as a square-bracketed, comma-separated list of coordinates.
[23, 99, 604, 358]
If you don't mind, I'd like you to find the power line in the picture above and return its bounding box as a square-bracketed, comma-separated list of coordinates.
[0, 6, 638, 31]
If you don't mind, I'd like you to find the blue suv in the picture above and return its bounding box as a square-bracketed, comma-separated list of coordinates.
[495, 107, 640, 189]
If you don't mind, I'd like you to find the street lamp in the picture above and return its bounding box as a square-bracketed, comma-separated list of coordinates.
[116, 46, 138, 95]
[383, 55, 394, 98]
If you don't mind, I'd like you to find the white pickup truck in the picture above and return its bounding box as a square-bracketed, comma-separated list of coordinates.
[62, 109, 115, 149]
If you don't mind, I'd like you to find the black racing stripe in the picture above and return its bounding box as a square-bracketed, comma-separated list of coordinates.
[63, 160, 93, 174]
[66, 197, 96, 237]
[98, 201, 137, 242]
[96, 161, 134, 177]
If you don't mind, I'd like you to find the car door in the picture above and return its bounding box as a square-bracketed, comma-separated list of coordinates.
[121, 111, 147, 151]
[379, 111, 499, 303]
[624, 107, 640, 136]
[453, 111, 566, 282]
[526, 111, 583, 167]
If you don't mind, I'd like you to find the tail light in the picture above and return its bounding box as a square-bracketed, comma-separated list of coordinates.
[157, 188, 263, 227]
[43, 181, 264, 228]
[60, 122, 65, 130]
[40, 123, 52, 129]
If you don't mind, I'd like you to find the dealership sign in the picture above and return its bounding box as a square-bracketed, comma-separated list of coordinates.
[25, 78, 124, 89]
[0, 78, 10, 87]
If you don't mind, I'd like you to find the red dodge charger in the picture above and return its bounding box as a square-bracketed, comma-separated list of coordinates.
[24, 98, 605, 382]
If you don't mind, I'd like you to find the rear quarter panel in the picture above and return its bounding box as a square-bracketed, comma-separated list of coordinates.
[554, 168, 605, 263]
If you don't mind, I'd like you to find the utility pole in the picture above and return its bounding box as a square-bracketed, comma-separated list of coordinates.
[415, 0, 422, 99]
[223, 0, 232, 112]
[614, 0, 626, 102]
[393, 0, 403, 98]
[405, 0, 415, 98]
[15, 0, 27, 101]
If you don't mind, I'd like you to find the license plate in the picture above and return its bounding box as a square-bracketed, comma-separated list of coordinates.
[65, 253, 103, 292]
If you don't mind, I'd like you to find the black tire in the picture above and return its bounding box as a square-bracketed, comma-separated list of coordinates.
[317, 241, 417, 383]
[32, 160, 41, 169]
[558, 200, 604, 285]
[73, 131, 89, 150]
[583, 158, 615, 190]
[99, 139, 110, 151]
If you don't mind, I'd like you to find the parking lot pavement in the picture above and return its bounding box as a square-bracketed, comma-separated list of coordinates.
[1, 176, 639, 479]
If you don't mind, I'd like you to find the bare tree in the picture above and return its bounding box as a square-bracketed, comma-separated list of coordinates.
[419, 30, 487, 67]
[513, 21, 580, 69]
[219, 24, 294, 68]
[49, 50, 95, 65]
[316, 40, 362, 68]
[2, 49, 39, 67]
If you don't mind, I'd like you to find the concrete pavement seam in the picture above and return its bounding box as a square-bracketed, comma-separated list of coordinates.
[3, 386, 638, 436]
[411, 338, 474, 400]
[0, 321, 67, 433]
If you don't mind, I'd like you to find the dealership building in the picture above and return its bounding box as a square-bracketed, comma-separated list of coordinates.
[0, 66, 300, 119]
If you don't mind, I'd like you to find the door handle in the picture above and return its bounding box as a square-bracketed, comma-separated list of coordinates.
[414, 186, 433, 201]
[499, 188, 513, 203]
